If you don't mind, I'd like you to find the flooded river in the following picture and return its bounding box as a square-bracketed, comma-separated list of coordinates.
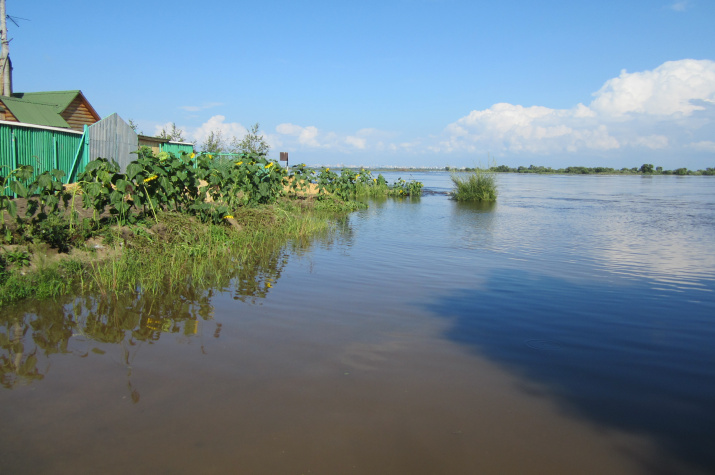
[2, 173, 714, 474]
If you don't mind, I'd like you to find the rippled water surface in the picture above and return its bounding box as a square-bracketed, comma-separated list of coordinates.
[2, 173, 715, 474]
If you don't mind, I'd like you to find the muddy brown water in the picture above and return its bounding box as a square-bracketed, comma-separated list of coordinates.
[2, 173, 714, 474]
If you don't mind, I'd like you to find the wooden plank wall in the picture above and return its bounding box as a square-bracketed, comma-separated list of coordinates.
[61, 96, 100, 131]
[0, 106, 18, 122]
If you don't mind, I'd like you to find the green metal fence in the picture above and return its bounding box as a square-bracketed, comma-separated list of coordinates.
[1, 121, 89, 184]
[159, 142, 194, 156]
[2, 121, 196, 187]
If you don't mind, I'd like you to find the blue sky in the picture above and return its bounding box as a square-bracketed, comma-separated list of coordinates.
[8, 0, 715, 169]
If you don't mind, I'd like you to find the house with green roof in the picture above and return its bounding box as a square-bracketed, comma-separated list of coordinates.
[0, 90, 100, 131]
[1, 89, 192, 182]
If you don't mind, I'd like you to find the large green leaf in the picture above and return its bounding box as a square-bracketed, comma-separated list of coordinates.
[115, 179, 130, 193]
[37, 173, 53, 191]
[14, 165, 34, 181]
[43, 195, 60, 212]
[126, 163, 143, 181]
[84, 160, 102, 173]
[5, 198, 17, 218]
[9, 181, 28, 198]
[51, 169, 66, 182]
[84, 182, 102, 197]
[109, 190, 125, 207]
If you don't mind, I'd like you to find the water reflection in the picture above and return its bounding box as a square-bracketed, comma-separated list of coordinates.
[1, 216, 359, 391]
[1, 292, 210, 390]
[450, 201, 497, 250]
[425, 268, 715, 475]
[0, 319, 44, 388]
[0, 250, 300, 390]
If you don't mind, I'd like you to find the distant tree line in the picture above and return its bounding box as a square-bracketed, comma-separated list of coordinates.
[475, 164, 715, 176]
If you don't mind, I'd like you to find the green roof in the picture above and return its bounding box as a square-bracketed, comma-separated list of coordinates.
[0, 95, 71, 128]
[11, 90, 82, 110]
[0, 90, 90, 129]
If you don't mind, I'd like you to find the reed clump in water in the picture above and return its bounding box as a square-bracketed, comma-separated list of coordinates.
[450, 168, 498, 202]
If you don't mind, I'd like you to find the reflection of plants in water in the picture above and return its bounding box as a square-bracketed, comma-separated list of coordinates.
[0, 287, 215, 391]
[0, 240, 300, 391]
[232, 249, 288, 302]
[0, 212, 358, 391]
[67, 289, 213, 344]
[0, 319, 45, 388]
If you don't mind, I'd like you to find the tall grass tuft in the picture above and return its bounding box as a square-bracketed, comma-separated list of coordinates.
[450, 168, 498, 202]
[85, 203, 339, 298]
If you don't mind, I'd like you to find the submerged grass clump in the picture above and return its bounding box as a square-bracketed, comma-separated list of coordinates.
[450, 168, 498, 202]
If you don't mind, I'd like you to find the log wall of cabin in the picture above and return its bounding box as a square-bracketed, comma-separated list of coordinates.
[0, 105, 18, 122]
[61, 96, 99, 131]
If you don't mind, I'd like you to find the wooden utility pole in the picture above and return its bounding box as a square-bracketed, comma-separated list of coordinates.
[1, 0, 12, 97]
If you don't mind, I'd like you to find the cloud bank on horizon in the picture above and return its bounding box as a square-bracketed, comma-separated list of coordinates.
[181, 59, 714, 168]
[437, 59, 715, 158]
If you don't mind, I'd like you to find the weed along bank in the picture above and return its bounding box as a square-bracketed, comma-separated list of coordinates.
[0, 150, 423, 305]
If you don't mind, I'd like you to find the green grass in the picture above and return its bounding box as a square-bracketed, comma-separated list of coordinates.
[0, 200, 356, 306]
[450, 169, 498, 202]
[85, 203, 340, 298]
[0, 259, 86, 305]
[354, 182, 390, 199]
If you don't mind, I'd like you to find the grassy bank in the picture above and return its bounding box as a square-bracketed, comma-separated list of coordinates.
[1, 150, 425, 306]
[0, 197, 359, 306]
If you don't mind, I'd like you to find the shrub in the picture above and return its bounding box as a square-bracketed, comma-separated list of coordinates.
[30, 212, 72, 252]
[450, 169, 497, 202]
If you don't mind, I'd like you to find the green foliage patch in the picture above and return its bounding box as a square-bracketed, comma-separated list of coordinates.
[451, 169, 498, 202]
[0, 150, 424, 305]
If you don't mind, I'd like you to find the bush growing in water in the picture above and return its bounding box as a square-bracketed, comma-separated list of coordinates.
[450, 168, 497, 202]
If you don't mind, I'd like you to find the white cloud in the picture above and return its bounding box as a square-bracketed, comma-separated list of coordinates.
[174, 60, 715, 167]
[590, 59, 715, 117]
[276, 123, 362, 149]
[190, 115, 248, 145]
[689, 140, 715, 151]
[298, 126, 320, 147]
[345, 136, 367, 149]
[276, 123, 303, 135]
[153, 122, 180, 137]
[438, 103, 620, 154]
[344, 128, 396, 149]
[627, 135, 670, 150]
[276, 123, 324, 147]
[440, 59, 715, 157]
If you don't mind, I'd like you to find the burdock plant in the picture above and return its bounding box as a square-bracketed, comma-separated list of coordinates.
[450, 168, 498, 202]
